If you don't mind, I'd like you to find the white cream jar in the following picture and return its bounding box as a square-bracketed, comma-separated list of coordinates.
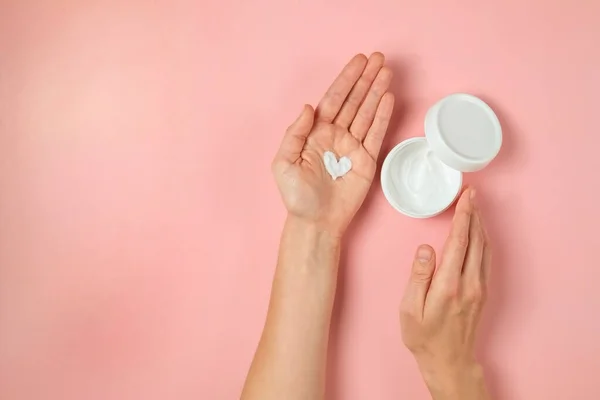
[381, 93, 502, 218]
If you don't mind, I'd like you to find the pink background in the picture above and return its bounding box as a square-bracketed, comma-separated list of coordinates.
[1, 1, 599, 399]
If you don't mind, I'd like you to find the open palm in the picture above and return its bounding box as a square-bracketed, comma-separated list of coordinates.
[272, 53, 395, 237]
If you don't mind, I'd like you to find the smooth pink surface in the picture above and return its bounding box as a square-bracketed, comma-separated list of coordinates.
[1, 1, 599, 399]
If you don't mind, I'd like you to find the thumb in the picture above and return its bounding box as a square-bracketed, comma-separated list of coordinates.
[401, 245, 436, 317]
[275, 105, 315, 165]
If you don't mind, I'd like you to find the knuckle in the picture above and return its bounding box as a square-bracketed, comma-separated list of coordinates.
[399, 303, 416, 319]
[327, 91, 346, 106]
[484, 241, 493, 256]
[355, 108, 370, 123]
[400, 323, 424, 352]
[402, 337, 422, 353]
[375, 111, 389, 124]
[369, 85, 384, 98]
[464, 284, 485, 305]
[441, 281, 460, 300]
[451, 230, 469, 249]
[354, 76, 370, 93]
[344, 95, 362, 112]
[443, 280, 459, 300]
[482, 226, 491, 244]
[381, 66, 393, 80]
[411, 264, 433, 284]
[472, 230, 484, 245]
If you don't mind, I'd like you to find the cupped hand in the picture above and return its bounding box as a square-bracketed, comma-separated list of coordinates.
[272, 53, 394, 237]
[400, 188, 492, 399]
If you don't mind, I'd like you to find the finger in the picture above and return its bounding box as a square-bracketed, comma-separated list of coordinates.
[363, 92, 394, 160]
[333, 52, 385, 128]
[401, 245, 437, 318]
[274, 105, 315, 165]
[315, 54, 368, 123]
[349, 66, 393, 140]
[480, 207, 492, 286]
[462, 199, 484, 290]
[430, 188, 475, 290]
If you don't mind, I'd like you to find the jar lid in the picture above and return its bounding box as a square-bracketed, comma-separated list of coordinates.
[424, 93, 502, 172]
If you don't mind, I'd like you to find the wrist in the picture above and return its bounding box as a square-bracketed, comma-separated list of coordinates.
[284, 214, 344, 242]
[418, 361, 487, 400]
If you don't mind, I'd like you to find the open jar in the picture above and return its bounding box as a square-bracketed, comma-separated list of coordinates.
[381, 93, 502, 218]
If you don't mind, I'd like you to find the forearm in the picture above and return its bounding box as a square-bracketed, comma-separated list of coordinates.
[419, 362, 491, 400]
[241, 215, 341, 400]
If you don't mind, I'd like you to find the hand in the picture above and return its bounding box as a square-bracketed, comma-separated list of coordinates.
[399, 188, 492, 399]
[272, 53, 394, 237]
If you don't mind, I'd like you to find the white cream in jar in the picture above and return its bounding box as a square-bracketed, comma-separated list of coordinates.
[386, 138, 462, 217]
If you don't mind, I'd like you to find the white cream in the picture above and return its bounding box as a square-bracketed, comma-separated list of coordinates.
[323, 151, 352, 180]
[383, 138, 461, 217]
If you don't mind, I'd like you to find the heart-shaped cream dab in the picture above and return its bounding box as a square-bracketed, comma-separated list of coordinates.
[323, 151, 352, 180]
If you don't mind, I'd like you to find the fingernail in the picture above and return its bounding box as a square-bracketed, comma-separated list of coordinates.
[417, 246, 432, 262]
[470, 188, 477, 203]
